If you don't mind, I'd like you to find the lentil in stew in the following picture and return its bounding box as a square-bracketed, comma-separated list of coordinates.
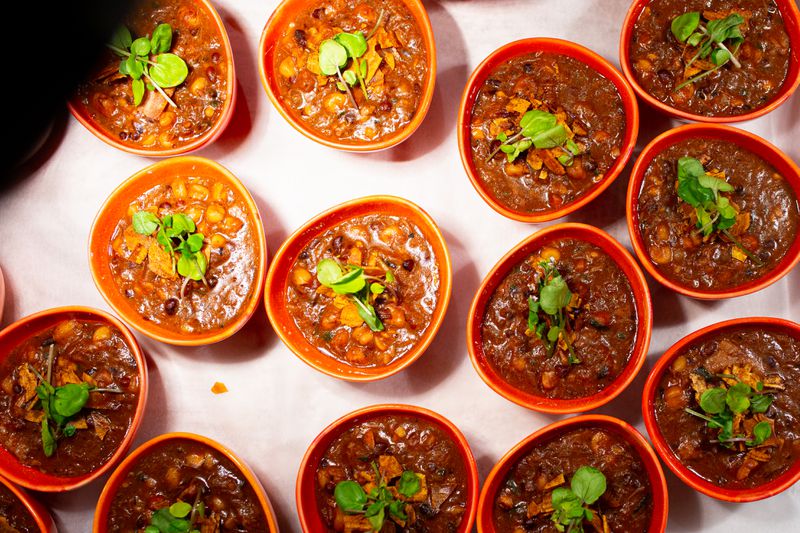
[654, 327, 800, 488]
[630, 0, 791, 117]
[470, 52, 625, 215]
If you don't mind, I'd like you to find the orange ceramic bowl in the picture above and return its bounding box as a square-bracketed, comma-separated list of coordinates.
[89, 156, 268, 346]
[265, 195, 452, 381]
[467, 223, 653, 414]
[0, 307, 148, 492]
[258, 0, 437, 152]
[67, 0, 237, 157]
[93, 432, 280, 531]
[477, 414, 668, 532]
[296, 404, 479, 532]
[626, 123, 800, 300]
[0, 475, 57, 532]
[619, 0, 800, 123]
[457, 38, 640, 223]
[642, 317, 800, 502]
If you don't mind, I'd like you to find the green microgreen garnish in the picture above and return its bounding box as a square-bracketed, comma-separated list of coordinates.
[675, 157, 763, 265]
[316, 258, 389, 332]
[670, 12, 745, 91]
[107, 24, 188, 107]
[29, 344, 121, 457]
[145, 500, 203, 533]
[550, 466, 607, 533]
[684, 372, 774, 448]
[487, 110, 582, 164]
[132, 211, 209, 298]
[527, 261, 579, 364]
[334, 462, 422, 531]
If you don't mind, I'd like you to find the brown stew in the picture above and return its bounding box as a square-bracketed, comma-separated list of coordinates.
[493, 427, 653, 532]
[481, 239, 638, 399]
[0, 319, 140, 477]
[106, 438, 269, 531]
[0, 483, 38, 532]
[273, 0, 428, 143]
[655, 327, 800, 489]
[76, 0, 229, 150]
[469, 52, 626, 215]
[109, 173, 259, 335]
[315, 414, 469, 532]
[286, 214, 439, 367]
[636, 138, 799, 291]
[630, 0, 791, 117]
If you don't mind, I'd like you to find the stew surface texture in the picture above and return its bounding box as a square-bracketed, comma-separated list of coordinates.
[493, 427, 654, 532]
[637, 138, 799, 291]
[273, 0, 428, 143]
[482, 239, 638, 399]
[0, 319, 140, 477]
[106, 438, 269, 531]
[76, 0, 229, 150]
[315, 414, 469, 532]
[655, 327, 800, 489]
[108, 172, 258, 336]
[470, 52, 625, 215]
[0, 482, 38, 532]
[287, 214, 439, 368]
[630, 0, 791, 117]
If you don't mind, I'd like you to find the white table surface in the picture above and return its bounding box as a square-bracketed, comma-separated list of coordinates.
[0, 0, 798, 531]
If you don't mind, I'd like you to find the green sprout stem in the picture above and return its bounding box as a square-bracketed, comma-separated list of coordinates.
[486, 130, 525, 161]
[336, 67, 359, 110]
[366, 9, 386, 40]
[684, 407, 724, 428]
[721, 229, 764, 266]
[105, 44, 178, 108]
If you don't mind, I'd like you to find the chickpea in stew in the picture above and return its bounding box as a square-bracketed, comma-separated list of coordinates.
[0, 320, 140, 477]
[273, 0, 428, 143]
[316, 414, 469, 532]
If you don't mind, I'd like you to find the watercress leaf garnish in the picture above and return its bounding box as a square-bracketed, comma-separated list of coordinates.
[41, 419, 56, 457]
[749, 421, 771, 446]
[63, 424, 77, 437]
[353, 297, 384, 332]
[110, 25, 133, 52]
[334, 31, 368, 59]
[319, 39, 348, 76]
[171, 213, 195, 234]
[131, 37, 152, 57]
[710, 48, 731, 66]
[125, 54, 144, 80]
[547, 326, 561, 343]
[726, 382, 752, 414]
[169, 501, 192, 518]
[531, 124, 568, 149]
[698, 174, 735, 194]
[330, 268, 366, 294]
[699, 387, 727, 414]
[671, 11, 700, 42]
[366, 502, 385, 531]
[370, 283, 385, 294]
[52, 383, 91, 418]
[150, 23, 173, 54]
[397, 471, 421, 497]
[149, 53, 189, 88]
[186, 233, 205, 253]
[539, 276, 572, 316]
[749, 393, 773, 413]
[570, 466, 606, 505]
[520, 109, 557, 137]
[342, 70, 358, 86]
[388, 499, 407, 520]
[334, 480, 368, 512]
[132, 78, 146, 106]
[316, 259, 344, 286]
[132, 211, 161, 235]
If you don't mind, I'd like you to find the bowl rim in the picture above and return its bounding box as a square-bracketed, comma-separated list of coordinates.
[625, 122, 800, 300]
[0, 306, 148, 492]
[466, 222, 653, 414]
[92, 431, 281, 531]
[295, 403, 480, 532]
[257, 0, 437, 152]
[476, 414, 669, 532]
[618, 0, 800, 123]
[0, 474, 57, 532]
[88, 155, 268, 346]
[66, 0, 238, 157]
[264, 194, 452, 381]
[457, 37, 640, 223]
[641, 316, 800, 502]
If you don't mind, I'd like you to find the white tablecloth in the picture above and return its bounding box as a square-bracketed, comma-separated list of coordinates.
[0, 0, 798, 531]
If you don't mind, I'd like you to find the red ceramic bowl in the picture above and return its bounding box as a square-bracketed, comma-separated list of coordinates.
[258, 0, 437, 152]
[296, 404, 479, 532]
[0, 475, 57, 532]
[619, 0, 800, 123]
[265, 195, 452, 381]
[67, 0, 237, 156]
[0, 307, 148, 492]
[477, 414, 668, 532]
[458, 38, 639, 223]
[626, 123, 800, 299]
[93, 432, 280, 531]
[89, 156, 268, 346]
[643, 317, 800, 502]
[467, 223, 653, 414]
